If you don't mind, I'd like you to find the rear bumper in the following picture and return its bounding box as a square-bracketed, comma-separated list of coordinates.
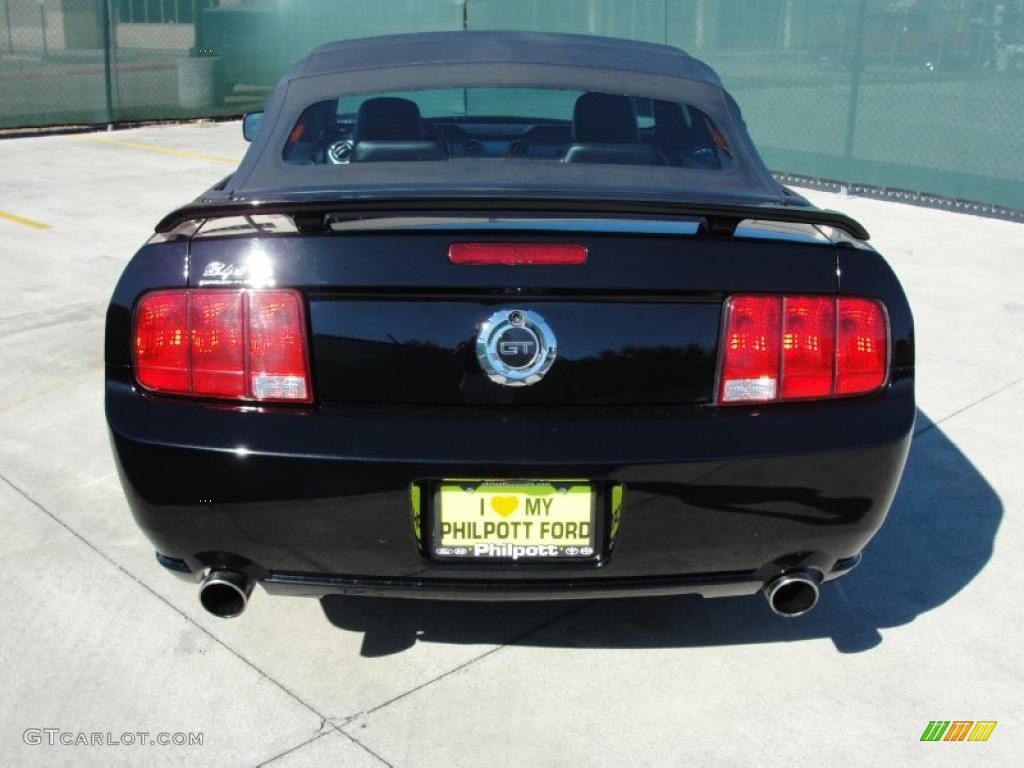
[158, 555, 861, 601]
[107, 375, 914, 599]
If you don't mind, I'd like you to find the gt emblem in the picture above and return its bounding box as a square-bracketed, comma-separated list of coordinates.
[499, 340, 534, 356]
[476, 309, 557, 386]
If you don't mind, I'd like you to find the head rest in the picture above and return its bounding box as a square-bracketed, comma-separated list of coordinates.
[354, 97, 424, 142]
[572, 92, 639, 144]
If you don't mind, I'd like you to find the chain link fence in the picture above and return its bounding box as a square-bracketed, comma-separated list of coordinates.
[0, 0, 261, 127]
[2, 0, 1022, 212]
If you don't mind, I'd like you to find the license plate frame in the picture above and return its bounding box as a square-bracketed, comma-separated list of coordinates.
[431, 480, 600, 562]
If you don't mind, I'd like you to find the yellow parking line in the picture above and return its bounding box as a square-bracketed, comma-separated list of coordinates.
[72, 134, 239, 164]
[0, 209, 51, 230]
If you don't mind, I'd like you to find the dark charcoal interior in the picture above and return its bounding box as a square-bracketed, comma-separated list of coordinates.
[283, 90, 732, 168]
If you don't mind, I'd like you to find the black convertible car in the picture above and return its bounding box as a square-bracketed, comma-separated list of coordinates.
[105, 32, 914, 619]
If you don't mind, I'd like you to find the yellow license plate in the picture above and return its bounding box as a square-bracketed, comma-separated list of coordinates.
[433, 481, 596, 560]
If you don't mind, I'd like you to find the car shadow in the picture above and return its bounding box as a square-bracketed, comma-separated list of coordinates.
[321, 409, 1001, 656]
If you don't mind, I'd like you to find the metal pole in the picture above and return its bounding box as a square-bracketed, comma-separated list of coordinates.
[190, 0, 200, 55]
[102, 0, 114, 127]
[783, 0, 794, 51]
[5, 0, 13, 53]
[110, 0, 120, 115]
[39, 1, 47, 58]
[843, 0, 869, 178]
[462, 0, 468, 115]
[695, 0, 706, 52]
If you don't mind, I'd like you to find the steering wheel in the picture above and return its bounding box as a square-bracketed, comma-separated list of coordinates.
[326, 139, 353, 164]
[683, 146, 721, 170]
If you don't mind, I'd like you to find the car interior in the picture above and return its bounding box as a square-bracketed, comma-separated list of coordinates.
[282, 89, 733, 169]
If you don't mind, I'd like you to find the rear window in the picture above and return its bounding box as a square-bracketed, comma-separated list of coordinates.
[282, 87, 733, 169]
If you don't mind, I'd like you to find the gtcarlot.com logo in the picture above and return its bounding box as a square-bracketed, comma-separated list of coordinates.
[23, 729, 203, 747]
[920, 721, 997, 742]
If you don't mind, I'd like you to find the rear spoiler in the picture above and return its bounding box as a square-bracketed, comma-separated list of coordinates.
[155, 197, 870, 241]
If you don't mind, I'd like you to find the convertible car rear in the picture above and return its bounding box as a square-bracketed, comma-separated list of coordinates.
[105, 32, 914, 619]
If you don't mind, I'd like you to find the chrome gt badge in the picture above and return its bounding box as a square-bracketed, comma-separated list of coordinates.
[476, 309, 557, 387]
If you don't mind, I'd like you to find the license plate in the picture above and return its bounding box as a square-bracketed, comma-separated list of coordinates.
[433, 481, 596, 560]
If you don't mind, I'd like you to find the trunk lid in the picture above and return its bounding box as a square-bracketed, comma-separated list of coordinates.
[188, 218, 838, 406]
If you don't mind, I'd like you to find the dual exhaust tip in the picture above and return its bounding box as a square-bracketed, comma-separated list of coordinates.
[198, 568, 821, 619]
[199, 570, 252, 618]
[763, 570, 821, 618]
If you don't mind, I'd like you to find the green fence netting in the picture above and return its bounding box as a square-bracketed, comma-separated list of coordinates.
[2, 0, 1022, 211]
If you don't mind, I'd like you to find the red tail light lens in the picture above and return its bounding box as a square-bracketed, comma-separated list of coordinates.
[190, 292, 245, 398]
[836, 297, 888, 395]
[781, 296, 835, 399]
[719, 296, 781, 403]
[718, 294, 887, 405]
[134, 291, 189, 394]
[448, 243, 587, 265]
[248, 291, 310, 401]
[133, 289, 311, 403]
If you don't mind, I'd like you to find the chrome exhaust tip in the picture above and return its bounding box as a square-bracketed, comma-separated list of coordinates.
[199, 570, 253, 618]
[763, 570, 820, 618]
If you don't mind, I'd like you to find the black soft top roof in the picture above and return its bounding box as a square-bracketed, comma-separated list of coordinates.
[221, 31, 791, 210]
[286, 31, 724, 86]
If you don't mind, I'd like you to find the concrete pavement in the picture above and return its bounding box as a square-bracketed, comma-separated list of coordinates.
[0, 121, 1020, 767]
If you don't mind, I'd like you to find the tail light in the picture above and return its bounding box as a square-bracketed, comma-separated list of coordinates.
[718, 294, 887, 405]
[133, 289, 311, 403]
[448, 243, 587, 265]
